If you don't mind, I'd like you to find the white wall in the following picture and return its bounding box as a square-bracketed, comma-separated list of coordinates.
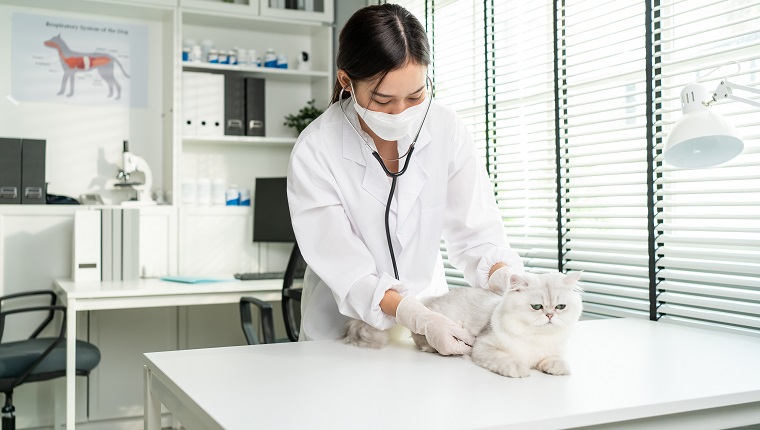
[0, 3, 168, 205]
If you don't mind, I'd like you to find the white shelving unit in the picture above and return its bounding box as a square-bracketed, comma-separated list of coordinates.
[0, 0, 333, 427]
[177, 0, 333, 204]
[182, 61, 330, 81]
[183, 135, 297, 145]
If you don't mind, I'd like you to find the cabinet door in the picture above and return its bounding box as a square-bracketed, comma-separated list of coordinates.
[87, 308, 178, 421]
[259, 0, 333, 23]
[180, 0, 261, 17]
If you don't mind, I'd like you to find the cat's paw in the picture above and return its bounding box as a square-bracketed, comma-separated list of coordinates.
[495, 361, 531, 378]
[537, 356, 571, 375]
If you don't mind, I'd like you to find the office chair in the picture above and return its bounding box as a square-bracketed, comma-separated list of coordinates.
[239, 296, 276, 345]
[0, 291, 100, 430]
[239, 243, 305, 344]
[281, 243, 305, 342]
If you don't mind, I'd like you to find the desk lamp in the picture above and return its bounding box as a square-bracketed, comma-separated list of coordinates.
[664, 76, 760, 168]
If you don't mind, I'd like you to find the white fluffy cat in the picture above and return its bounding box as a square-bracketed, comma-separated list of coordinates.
[340, 271, 583, 378]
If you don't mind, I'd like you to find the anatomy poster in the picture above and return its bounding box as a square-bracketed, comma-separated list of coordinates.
[12, 13, 148, 108]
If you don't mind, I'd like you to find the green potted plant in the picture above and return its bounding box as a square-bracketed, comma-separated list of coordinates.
[284, 99, 323, 134]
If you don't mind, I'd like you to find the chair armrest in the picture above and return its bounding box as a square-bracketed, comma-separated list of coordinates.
[0, 305, 67, 387]
[239, 297, 275, 345]
[0, 290, 57, 339]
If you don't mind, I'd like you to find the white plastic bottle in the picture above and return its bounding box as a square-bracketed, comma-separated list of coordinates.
[226, 185, 240, 206]
[211, 179, 226, 205]
[264, 48, 277, 68]
[276, 54, 288, 69]
[239, 188, 251, 206]
[181, 178, 196, 206]
[196, 178, 211, 205]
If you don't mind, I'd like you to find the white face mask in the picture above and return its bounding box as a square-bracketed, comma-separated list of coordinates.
[351, 83, 428, 142]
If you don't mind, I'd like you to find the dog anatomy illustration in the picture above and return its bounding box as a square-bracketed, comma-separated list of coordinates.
[44, 34, 130, 99]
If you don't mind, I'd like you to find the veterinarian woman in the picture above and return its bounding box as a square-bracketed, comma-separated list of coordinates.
[287, 4, 523, 355]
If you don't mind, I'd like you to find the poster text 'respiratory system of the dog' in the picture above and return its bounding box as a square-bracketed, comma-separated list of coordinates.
[12, 13, 148, 108]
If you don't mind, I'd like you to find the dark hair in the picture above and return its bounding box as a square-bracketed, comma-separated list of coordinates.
[331, 4, 430, 104]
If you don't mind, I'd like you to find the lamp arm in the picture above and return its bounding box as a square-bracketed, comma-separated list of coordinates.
[713, 79, 760, 108]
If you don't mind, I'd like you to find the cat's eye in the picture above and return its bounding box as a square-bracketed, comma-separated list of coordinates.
[530, 304, 543, 310]
[556, 304, 567, 310]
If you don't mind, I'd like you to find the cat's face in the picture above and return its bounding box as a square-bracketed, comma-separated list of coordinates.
[500, 271, 583, 331]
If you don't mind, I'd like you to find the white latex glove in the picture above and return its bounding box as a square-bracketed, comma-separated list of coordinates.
[396, 296, 474, 356]
[487, 266, 514, 294]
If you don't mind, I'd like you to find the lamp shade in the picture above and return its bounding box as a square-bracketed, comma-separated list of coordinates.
[664, 83, 744, 169]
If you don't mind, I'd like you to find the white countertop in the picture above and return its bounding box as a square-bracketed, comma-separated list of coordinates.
[143, 318, 760, 429]
[55, 278, 282, 299]
[54, 276, 284, 428]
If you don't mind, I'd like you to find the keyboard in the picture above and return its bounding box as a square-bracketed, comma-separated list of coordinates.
[234, 272, 286, 280]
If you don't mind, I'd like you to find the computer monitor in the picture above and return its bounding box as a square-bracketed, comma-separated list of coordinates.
[252, 177, 296, 243]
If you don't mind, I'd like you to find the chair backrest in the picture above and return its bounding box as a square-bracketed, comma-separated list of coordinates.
[239, 296, 275, 345]
[282, 243, 305, 342]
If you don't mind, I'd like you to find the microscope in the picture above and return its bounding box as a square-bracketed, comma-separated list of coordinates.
[116, 140, 156, 206]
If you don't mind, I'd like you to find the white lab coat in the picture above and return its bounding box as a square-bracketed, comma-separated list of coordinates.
[287, 99, 524, 341]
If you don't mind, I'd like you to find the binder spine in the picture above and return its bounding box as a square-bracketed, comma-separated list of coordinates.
[0, 138, 22, 204]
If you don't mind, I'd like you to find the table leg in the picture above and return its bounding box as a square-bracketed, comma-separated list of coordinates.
[144, 365, 161, 430]
[53, 377, 64, 429]
[66, 301, 76, 429]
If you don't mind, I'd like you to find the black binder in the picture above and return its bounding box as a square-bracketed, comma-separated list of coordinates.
[21, 139, 46, 204]
[224, 75, 246, 136]
[245, 77, 266, 137]
[0, 138, 22, 204]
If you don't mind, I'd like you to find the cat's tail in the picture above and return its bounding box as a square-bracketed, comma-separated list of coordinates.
[339, 319, 389, 349]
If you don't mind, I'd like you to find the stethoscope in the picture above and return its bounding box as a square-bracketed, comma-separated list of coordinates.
[338, 77, 434, 280]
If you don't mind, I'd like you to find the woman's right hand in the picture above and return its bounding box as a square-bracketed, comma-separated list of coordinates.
[395, 296, 474, 355]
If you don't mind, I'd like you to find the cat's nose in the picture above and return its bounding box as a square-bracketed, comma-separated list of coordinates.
[546, 313, 554, 320]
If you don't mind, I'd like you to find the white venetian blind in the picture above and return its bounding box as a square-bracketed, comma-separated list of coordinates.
[491, 1, 558, 274]
[558, 1, 651, 319]
[393, 0, 427, 26]
[654, 0, 760, 336]
[391, 0, 481, 285]
[426, 0, 488, 286]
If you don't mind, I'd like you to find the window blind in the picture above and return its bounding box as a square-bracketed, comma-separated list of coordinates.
[491, 1, 558, 274]
[558, 0, 651, 319]
[653, 0, 760, 335]
[434, 0, 488, 285]
[384, 0, 759, 336]
[393, 0, 489, 285]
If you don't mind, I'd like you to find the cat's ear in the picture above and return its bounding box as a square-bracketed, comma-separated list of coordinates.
[563, 271, 584, 291]
[508, 273, 529, 292]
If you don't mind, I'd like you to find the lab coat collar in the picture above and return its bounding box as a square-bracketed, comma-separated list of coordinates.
[340, 103, 432, 248]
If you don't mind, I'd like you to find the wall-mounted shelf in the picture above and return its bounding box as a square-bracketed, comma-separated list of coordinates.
[180, 205, 252, 215]
[181, 4, 332, 34]
[182, 135, 297, 146]
[182, 62, 329, 82]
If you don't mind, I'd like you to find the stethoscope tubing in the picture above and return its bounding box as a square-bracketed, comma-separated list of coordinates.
[338, 79, 433, 280]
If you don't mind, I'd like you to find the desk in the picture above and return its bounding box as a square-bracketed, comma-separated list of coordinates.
[53, 278, 282, 429]
[143, 318, 760, 429]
